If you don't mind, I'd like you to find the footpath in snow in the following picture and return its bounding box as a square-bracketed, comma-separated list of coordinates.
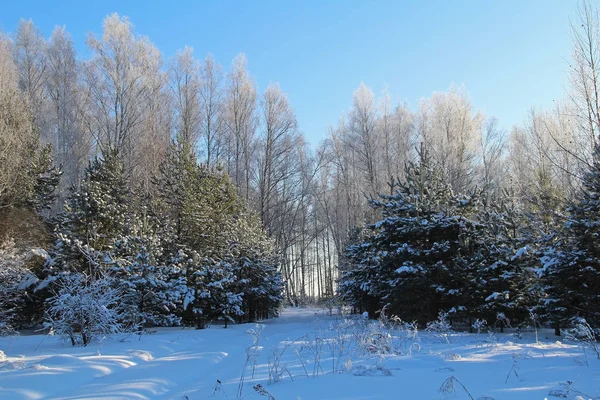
[0, 307, 599, 400]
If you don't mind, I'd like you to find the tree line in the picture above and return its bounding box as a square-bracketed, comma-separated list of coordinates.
[1, 2, 600, 337]
[337, 1, 600, 333]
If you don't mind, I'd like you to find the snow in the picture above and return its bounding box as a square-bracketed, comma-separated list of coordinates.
[511, 246, 528, 261]
[485, 292, 503, 302]
[395, 265, 417, 274]
[0, 307, 599, 400]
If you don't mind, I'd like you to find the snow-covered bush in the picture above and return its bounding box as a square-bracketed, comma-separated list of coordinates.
[44, 273, 127, 346]
[0, 239, 44, 333]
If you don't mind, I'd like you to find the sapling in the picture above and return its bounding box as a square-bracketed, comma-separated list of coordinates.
[44, 273, 129, 346]
[529, 311, 540, 344]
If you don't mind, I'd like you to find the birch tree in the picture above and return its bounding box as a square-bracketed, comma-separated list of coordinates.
[569, 0, 600, 156]
[200, 54, 224, 166]
[417, 86, 483, 193]
[82, 14, 170, 190]
[223, 54, 257, 201]
[257, 83, 299, 233]
[46, 27, 91, 190]
[170, 46, 201, 149]
[13, 19, 49, 143]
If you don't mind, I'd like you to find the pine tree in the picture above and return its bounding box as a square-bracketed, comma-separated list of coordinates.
[53, 149, 132, 276]
[337, 146, 542, 326]
[42, 150, 139, 339]
[154, 141, 238, 256]
[112, 234, 184, 327]
[155, 141, 282, 326]
[541, 145, 600, 331]
[471, 195, 540, 328]
[338, 227, 380, 318]
[339, 147, 477, 322]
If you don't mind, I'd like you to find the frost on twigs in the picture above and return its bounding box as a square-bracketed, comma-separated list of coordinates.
[547, 381, 600, 399]
[426, 312, 453, 342]
[253, 384, 275, 400]
[472, 318, 488, 334]
[44, 273, 129, 347]
[565, 317, 600, 360]
[439, 376, 475, 400]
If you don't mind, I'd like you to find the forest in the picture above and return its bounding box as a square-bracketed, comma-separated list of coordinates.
[1, 2, 600, 345]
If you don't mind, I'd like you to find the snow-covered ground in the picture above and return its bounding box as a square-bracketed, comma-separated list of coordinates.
[1, 308, 599, 400]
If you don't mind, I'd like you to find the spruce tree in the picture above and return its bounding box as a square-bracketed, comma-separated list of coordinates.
[338, 147, 542, 326]
[339, 147, 477, 322]
[541, 145, 600, 330]
[472, 195, 540, 328]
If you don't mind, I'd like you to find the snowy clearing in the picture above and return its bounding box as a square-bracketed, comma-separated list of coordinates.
[1, 308, 599, 400]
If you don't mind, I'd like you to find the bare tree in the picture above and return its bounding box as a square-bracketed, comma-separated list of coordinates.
[170, 46, 201, 149]
[378, 92, 414, 192]
[13, 19, 49, 143]
[478, 117, 507, 195]
[0, 34, 37, 208]
[223, 53, 257, 201]
[569, 0, 600, 152]
[506, 109, 572, 233]
[46, 26, 91, 191]
[417, 86, 483, 193]
[0, 34, 17, 95]
[257, 83, 299, 231]
[82, 13, 170, 191]
[348, 83, 380, 196]
[134, 45, 171, 190]
[200, 54, 224, 165]
[84, 14, 158, 156]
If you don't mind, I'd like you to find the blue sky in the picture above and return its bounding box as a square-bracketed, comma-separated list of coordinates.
[1, 0, 575, 146]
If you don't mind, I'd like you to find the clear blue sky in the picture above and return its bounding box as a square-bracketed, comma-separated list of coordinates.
[0, 0, 575, 146]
